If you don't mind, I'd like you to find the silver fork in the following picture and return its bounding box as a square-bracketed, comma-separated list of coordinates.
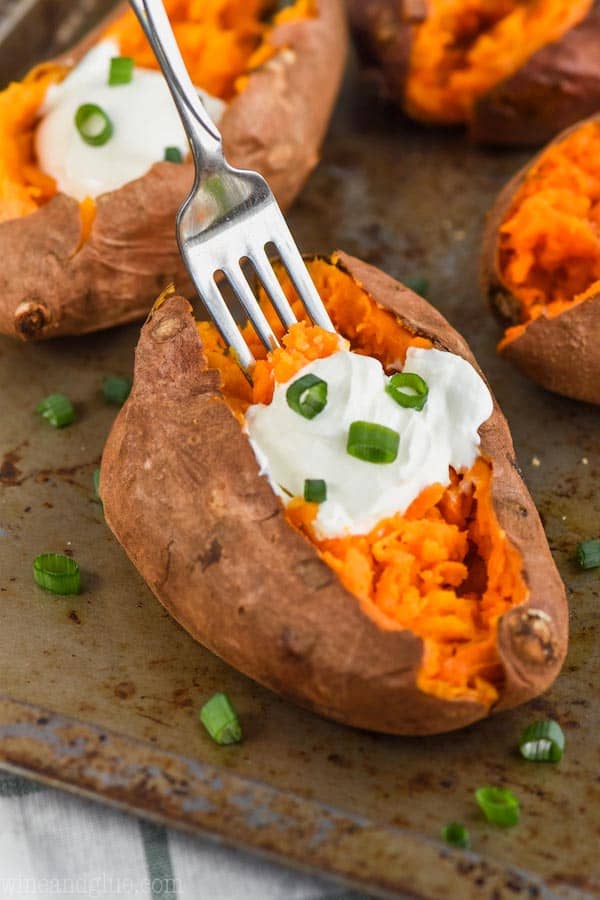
[128, 0, 334, 373]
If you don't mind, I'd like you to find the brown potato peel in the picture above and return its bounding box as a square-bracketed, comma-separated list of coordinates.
[100, 252, 567, 735]
[481, 115, 600, 404]
[348, 0, 600, 146]
[0, 0, 347, 342]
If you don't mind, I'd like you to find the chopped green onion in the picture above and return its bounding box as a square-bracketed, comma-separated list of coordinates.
[441, 822, 469, 849]
[102, 376, 131, 406]
[108, 56, 134, 85]
[405, 275, 429, 298]
[304, 479, 327, 504]
[475, 786, 520, 826]
[286, 374, 328, 420]
[75, 103, 113, 147]
[519, 720, 565, 762]
[347, 421, 400, 464]
[36, 393, 75, 428]
[199, 692, 242, 745]
[92, 468, 101, 502]
[33, 553, 80, 595]
[577, 539, 600, 570]
[386, 372, 429, 411]
[164, 146, 183, 163]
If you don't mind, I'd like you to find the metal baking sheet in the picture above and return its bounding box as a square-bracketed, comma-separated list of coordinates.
[0, 3, 599, 898]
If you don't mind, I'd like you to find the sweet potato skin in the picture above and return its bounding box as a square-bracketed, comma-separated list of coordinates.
[0, 0, 347, 342]
[472, 4, 600, 146]
[346, 0, 424, 105]
[348, 0, 600, 146]
[100, 252, 567, 736]
[481, 116, 600, 404]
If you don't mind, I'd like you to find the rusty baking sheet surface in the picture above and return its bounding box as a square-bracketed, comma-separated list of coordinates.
[1, 4, 599, 899]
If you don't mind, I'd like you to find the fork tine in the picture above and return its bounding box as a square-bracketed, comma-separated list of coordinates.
[247, 248, 298, 330]
[224, 263, 280, 352]
[269, 215, 335, 332]
[194, 274, 256, 372]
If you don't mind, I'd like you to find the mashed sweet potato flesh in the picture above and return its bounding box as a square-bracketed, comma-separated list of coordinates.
[405, 0, 592, 123]
[200, 258, 527, 707]
[0, 0, 312, 224]
[498, 120, 600, 347]
[0, 64, 64, 222]
[107, 0, 314, 100]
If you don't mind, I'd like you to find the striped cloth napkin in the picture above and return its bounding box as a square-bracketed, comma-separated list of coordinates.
[0, 769, 372, 899]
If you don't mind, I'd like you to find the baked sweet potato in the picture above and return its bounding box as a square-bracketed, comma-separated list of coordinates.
[348, 0, 600, 146]
[482, 116, 600, 404]
[0, 0, 346, 341]
[100, 252, 567, 735]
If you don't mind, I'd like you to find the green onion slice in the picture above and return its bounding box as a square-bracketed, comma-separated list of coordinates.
[441, 822, 469, 849]
[108, 56, 134, 86]
[386, 372, 429, 410]
[164, 146, 183, 163]
[475, 786, 520, 826]
[405, 275, 429, 298]
[33, 553, 80, 595]
[347, 421, 400, 464]
[286, 374, 328, 419]
[92, 468, 102, 503]
[199, 692, 242, 745]
[577, 539, 600, 570]
[36, 393, 75, 428]
[102, 375, 131, 406]
[304, 479, 327, 504]
[519, 720, 565, 762]
[75, 103, 113, 147]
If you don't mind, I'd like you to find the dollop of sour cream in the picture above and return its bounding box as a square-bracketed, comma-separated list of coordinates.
[35, 40, 226, 200]
[246, 347, 493, 539]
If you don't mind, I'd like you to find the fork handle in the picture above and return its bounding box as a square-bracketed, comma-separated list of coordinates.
[128, 0, 223, 168]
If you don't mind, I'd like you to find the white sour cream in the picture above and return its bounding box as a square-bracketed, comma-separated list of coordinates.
[35, 40, 226, 200]
[246, 347, 493, 539]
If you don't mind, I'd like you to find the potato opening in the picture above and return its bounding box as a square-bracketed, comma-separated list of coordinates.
[0, 0, 313, 223]
[404, 0, 591, 124]
[199, 257, 528, 708]
[497, 120, 600, 348]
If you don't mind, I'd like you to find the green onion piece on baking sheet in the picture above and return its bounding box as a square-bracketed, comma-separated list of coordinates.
[405, 276, 429, 298]
[519, 720, 565, 762]
[199, 693, 242, 745]
[441, 822, 470, 849]
[36, 393, 75, 428]
[102, 376, 131, 406]
[347, 421, 399, 464]
[386, 372, 429, 410]
[92, 468, 102, 502]
[33, 554, 80, 595]
[304, 479, 327, 504]
[75, 103, 113, 146]
[108, 56, 134, 85]
[286, 374, 328, 420]
[475, 786, 520, 826]
[577, 539, 600, 569]
[164, 146, 183, 163]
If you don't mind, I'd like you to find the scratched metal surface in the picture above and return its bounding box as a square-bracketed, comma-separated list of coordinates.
[1, 3, 600, 899]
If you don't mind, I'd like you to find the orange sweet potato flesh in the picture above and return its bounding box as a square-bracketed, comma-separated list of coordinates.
[348, 0, 600, 146]
[100, 253, 567, 735]
[0, 0, 346, 340]
[482, 116, 600, 403]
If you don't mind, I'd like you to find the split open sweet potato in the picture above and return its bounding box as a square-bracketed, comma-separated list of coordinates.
[0, 0, 346, 341]
[348, 0, 600, 146]
[482, 116, 600, 404]
[100, 253, 567, 735]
